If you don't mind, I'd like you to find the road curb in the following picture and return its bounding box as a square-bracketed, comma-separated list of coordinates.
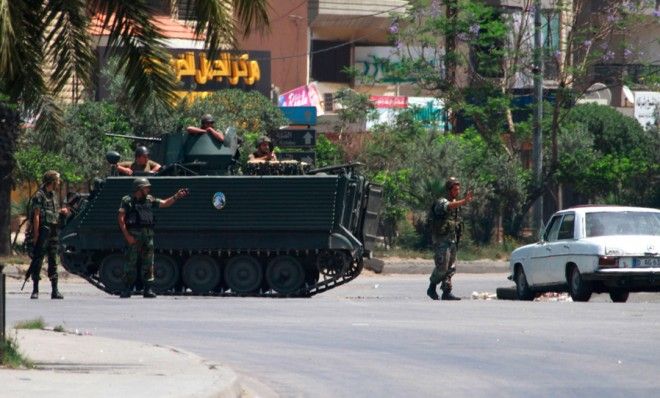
[1, 329, 255, 398]
[366, 258, 509, 275]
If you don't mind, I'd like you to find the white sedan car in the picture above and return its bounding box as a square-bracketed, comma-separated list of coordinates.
[508, 206, 660, 302]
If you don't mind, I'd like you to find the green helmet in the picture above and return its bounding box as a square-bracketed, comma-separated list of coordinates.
[201, 114, 214, 124]
[135, 145, 149, 157]
[257, 136, 273, 150]
[445, 177, 460, 192]
[132, 177, 151, 191]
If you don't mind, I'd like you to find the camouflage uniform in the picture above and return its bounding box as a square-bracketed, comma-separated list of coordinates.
[28, 188, 61, 284]
[428, 197, 462, 295]
[119, 194, 162, 290]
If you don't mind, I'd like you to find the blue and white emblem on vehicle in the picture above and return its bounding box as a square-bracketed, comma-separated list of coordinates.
[212, 192, 226, 210]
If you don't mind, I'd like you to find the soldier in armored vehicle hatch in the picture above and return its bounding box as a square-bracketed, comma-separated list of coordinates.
[248, 136, 277, 162]
[186, 114, 225, 143]
[117, 178, 188, 298]
[116, 145, 162, 176]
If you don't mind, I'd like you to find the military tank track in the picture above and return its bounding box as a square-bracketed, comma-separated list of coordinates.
[62, 248, 363, 298]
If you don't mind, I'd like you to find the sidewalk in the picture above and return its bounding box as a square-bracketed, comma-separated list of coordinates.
[364, 257, 509, 274]
[1, 329, 271, 398]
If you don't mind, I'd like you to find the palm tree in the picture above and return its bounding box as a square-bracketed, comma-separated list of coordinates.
[0, 0, 269, 255]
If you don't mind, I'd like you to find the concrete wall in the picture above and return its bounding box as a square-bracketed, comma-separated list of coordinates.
[237, 0, 309, 93]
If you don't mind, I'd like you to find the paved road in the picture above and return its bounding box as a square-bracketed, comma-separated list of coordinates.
[5, 272, 660, 397]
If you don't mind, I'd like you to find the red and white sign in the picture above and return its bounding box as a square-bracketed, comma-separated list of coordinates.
[370, 95, 408, 109]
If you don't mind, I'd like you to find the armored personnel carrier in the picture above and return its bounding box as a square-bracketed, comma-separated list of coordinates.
[59, 129, 381, 297]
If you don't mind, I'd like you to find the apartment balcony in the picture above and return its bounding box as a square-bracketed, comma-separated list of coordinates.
[309, 0, 408, 30]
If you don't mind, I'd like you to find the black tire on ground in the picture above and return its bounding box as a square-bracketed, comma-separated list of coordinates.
[568, 266, 592, 302]
[496, 287, 518, 300]
[515, 267, 535, 301]
[609, 289, 629, 303]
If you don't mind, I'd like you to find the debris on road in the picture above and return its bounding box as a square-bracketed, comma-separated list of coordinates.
[471, 291, 497, 300]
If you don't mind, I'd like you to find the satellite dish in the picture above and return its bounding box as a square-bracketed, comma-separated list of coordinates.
[583, 82, 612, 105]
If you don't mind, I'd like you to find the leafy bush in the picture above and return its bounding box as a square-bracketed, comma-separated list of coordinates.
[558, 104, 659, 206]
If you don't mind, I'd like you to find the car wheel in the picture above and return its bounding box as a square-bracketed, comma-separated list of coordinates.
[609, 289, 629, 303]
[568, 266, 592, 302]
[515, 267, 534, 301]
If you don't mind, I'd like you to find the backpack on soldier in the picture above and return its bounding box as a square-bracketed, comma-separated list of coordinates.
[424, 202, 441, 246]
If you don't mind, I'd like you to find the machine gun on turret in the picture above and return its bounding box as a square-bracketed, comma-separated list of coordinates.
[105, 133, 162, 143]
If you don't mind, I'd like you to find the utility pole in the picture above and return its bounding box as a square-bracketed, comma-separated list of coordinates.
[532, 0, 544, 234]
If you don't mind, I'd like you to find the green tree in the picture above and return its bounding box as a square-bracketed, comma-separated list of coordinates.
[0, 0, 270, 255]
[390, 0, 655, 237]
[557, 103, 659, 206]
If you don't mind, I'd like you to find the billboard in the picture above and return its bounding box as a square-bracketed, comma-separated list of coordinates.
[96, 48, 271, 100]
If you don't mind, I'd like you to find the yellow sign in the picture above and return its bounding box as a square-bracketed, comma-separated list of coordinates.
[170, 51, 261, 86]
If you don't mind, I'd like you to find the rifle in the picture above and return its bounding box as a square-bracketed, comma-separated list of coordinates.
[21, 225, 50, 291]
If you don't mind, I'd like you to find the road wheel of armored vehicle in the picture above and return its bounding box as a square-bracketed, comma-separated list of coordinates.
[99, 253, 132, 294]
[183, 255, 221, 294]
[266, 256, 305, 295]
[153, 254, 180, 293]
[225, 255, 263, 294]
[317, 250, 349, 278]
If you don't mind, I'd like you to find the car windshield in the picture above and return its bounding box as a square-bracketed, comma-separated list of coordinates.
[586, 211, 660, 237]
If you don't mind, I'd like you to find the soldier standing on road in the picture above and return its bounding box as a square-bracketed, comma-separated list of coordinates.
[117, 178, 188, 298]
[427, 177, 473, 301]
[27, 170, 70, 299]
[186, 114, 225, 142]
[116, 146, 162, 176]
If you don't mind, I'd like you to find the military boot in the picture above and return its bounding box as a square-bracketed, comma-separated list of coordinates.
[426, 282, 439, 300]
[30, 280, 39, 299]
[50, 279, 63, 299]
[441, 290, 461, 301]
[119, 290, 132, 298]
[143, 283, 157, 299]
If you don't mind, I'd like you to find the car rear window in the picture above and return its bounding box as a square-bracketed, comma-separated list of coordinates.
[586, 212, 660, 237]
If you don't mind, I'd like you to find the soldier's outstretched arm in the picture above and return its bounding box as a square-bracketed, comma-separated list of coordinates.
[160, 189, 188, 208]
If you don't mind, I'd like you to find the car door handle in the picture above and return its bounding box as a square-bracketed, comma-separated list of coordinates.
[563, 245, 570, 249]
[546, 247, 552, 252]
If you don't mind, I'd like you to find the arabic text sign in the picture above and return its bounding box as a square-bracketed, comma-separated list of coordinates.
[370, 95, 408, 109]
[170, 51, 260, 86]
[270, 129, 316, 148]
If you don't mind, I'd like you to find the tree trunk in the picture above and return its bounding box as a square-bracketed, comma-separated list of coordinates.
[0, 103, 21, 256]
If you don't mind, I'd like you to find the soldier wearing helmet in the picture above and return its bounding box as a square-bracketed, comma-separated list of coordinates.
[426, 177, 473, 301]
[248, 136, 277, 162]
[186, 114, 225, 142]
[116, 145, 162, 176]
[117, 177, 189, 298]
[26, 170, 70, 299]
